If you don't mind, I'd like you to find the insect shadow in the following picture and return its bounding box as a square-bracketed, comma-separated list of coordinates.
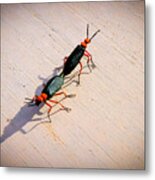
[0, 65, 91, 144]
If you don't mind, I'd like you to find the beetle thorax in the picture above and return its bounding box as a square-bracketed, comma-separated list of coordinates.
[81, 38, 91, 48]
[37, 93, 47, 102]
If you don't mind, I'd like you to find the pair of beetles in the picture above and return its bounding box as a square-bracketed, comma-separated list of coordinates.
[26, 24, 100, 117]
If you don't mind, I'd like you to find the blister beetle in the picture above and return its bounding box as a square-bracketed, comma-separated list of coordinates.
[25, 73, 75, 118]
[61, 24, 100, 84]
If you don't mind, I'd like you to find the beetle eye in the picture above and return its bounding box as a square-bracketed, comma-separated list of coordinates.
[84, 38, 90, 44]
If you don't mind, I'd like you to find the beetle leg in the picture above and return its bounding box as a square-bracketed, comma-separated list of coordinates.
[54, 91, 67, 97]
[25, 95, 37, 102]
[48, 99, 71, 112]
[76, 61, 83, 85]
[84, 50, 92, 72]
[25, 95, 37, 105]
[84, 50, 96, 71]
[54, 91, 76, 98]
[45, 102, 53, 122]
[64, 56, 68, 64]
[54, 56, 68, 72]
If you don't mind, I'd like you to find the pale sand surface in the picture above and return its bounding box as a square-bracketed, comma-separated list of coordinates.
[1, 1, 144, 169]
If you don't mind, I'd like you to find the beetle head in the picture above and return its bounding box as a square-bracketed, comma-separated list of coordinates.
[25, 93, 47, 106]
[81, 24, 100, 48]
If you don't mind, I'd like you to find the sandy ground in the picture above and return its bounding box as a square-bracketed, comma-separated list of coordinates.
[1, 1, 144, 169]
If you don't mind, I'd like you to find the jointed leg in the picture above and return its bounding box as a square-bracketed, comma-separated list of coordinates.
[49, 99, 71, 112]
[25, 95, 37, 106]
[63, 56, 68, 64]
[84, 50, 96, 72]
[45, 100, 71, 118]
[84, 50, 92, 60]
[77, 61, 83, 85]
[45, 101, 53, 118]
[84, 50, 92, 72]
[54, 91, 76, 98]
[54, 91, 67, 97]
[54, 56, 68, 72]
[49, 99, 65, 109]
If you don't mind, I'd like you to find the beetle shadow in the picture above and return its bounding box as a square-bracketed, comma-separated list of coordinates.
[0, 67, 62, 144]
[0, 104, 43, 144]
[0, 72, 76, 144]
[0, 97, 72, 144]
[0, 65, 94, 144]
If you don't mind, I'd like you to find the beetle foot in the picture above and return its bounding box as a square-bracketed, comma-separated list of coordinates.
[76, 81, 81, 86]
[54, 66, 63, 72]
[88, 66, 92, 73]
[67, 94, 76, 98]
[64, 107, 71, 112]
[91, 63, 96, 69]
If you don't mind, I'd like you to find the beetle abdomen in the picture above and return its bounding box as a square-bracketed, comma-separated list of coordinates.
[42, 75, 64, 99]
[63, 45, 85, 76]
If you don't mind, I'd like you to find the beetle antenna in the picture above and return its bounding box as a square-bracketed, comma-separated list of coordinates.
[25, 97, 33, 101]
[86, 24, 89, 38]
[25, 95, 37, 105]
[90, 29, 100, 40]
[28, 103, 36, 107]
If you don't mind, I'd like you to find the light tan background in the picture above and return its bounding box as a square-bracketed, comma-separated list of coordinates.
[1, 1, 144, 169]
